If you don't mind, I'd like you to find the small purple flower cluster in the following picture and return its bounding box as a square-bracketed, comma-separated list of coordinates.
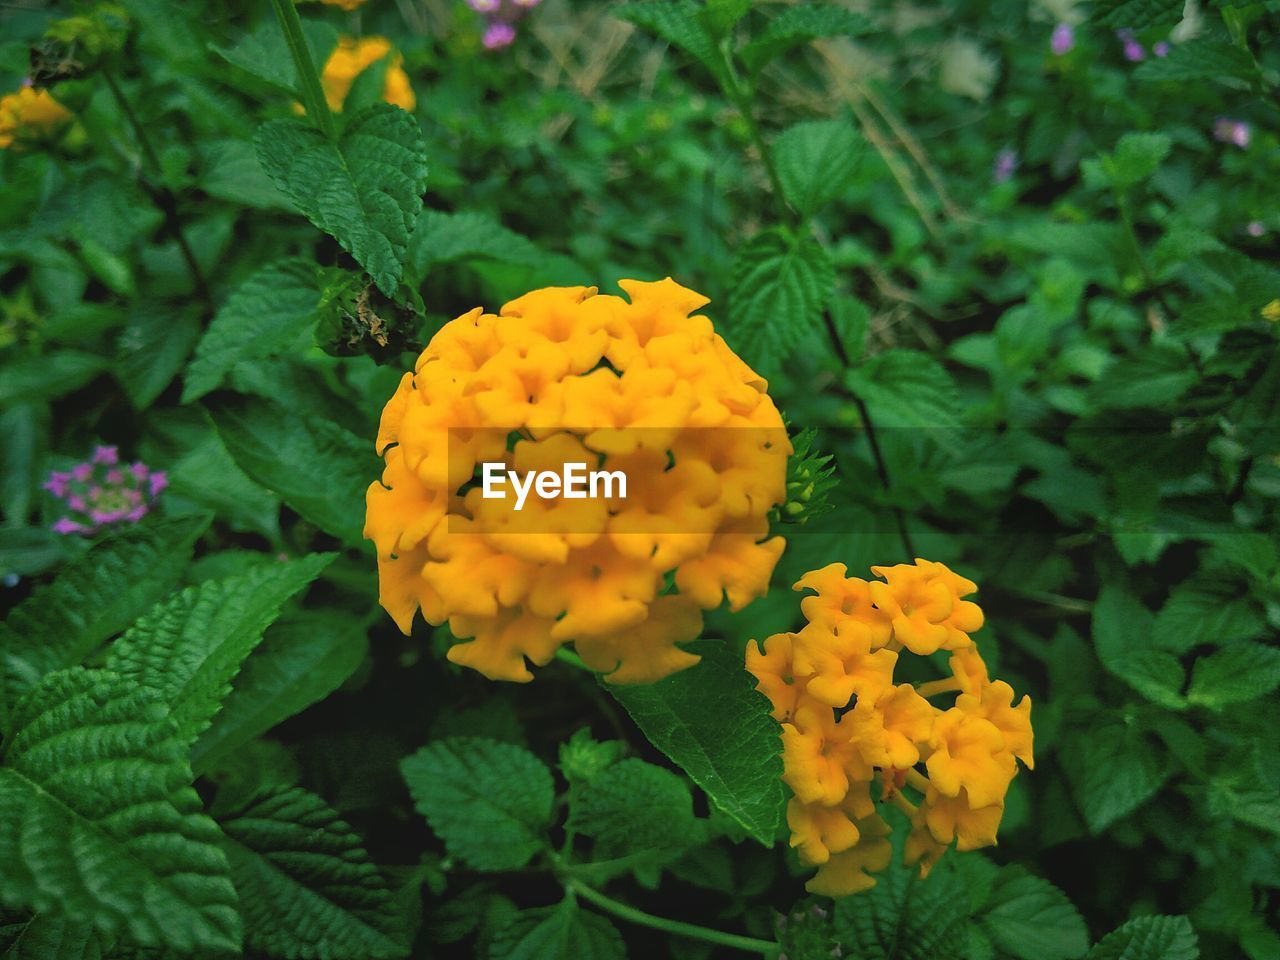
[993, 148, 1018, 184]
[44, 446, 167, 536]
[1050, 23, 1074, 55]
[1213, 117, 1251, 149]
[467, 0, 541, 50]
[1116, 29, 1169, 62]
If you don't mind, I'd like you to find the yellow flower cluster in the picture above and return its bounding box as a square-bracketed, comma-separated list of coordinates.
[0, 86, 72, 150]
[366, 280, 789, 683]
[320, 37, 415, 113]
[746, 559, 1033, 896]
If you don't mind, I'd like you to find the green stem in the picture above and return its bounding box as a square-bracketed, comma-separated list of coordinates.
[566, 881, 777, 956]
[270, 0, 337, 140]
[720, 60, 793, 226]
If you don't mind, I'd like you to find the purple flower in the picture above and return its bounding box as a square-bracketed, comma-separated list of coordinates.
[1246, 221, 1266, 237]
[1213, 117, 1251, 148]
[1115, 29, 1145, 61]
[45, 450, 168, 537]
[1051, 23, 1074, 55]
[482, 20, 517, 49]
[1153, 41, 1169, 57]
[993, 148, 1018, 184]
[512, 0, 541, 7]
[467, 0, 500, 10]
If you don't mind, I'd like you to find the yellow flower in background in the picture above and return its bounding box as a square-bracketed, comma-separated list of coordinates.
[367, 280, 789, 683]
[0, 85, 72, 150]
[746, 559, 1033, 896]
[320, 36, 415, 112]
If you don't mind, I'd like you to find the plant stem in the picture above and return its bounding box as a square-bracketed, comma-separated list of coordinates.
[720, 59, 793, 226]
[566, 881, 777, 956]
[102, 71, 211, 309]
[270, 0, 337, 140]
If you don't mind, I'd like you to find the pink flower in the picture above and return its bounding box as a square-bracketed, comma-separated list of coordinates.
[1246, 221, 1265, 237]
[52, 518, 84, 535]
[45, 450, 168, 537]
[483, 21, 516, 49]
[993, 148, 1018, 183]
[1153, 41, 1169, 57]
[43, 472, 71, 497]
[149, 472, 169, 495]
[71, 463, 92, 482]
[1051, 24, 1074, 55]
[467, 0, 500, 10]
[512, 0, 541, 7]
[92, 445, 119, 465]
[1214, 118, 1251, 148]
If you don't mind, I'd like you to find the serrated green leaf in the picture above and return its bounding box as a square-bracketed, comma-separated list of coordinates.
[1152, 582, 1266, 653]
[211, 17, 338, 96]
[408, 210, 543, 281]
[0, 352, 106, 407]
[0, 669, 241, 952]
[115, 304, 200, 411]
[833, 850, 972, 959]
[614, 2, 727, 84]
[1092, 133, 1173, 189]
[256, 104, 428, 296]
[774, 119, 863, 217]
[201, 138, 293, 210]
[184, 259, 334, 402]
[607, 640, 785, 845]
[1187, 642, 1280, 710]
[741, 4, 875, 72]
[210, 394, 374, 546]
[106, 554, 334, 743]
[401, 737, 554, 871]
[1087, 915, 1198, 960]
[0, 517, 209, 732]
[1089, 0, 1184, 28]
[1092, 585, 1186, 709]
[845, 349, 962, 432]
[193, 613, 369, 773]
[488, 902, 623, 960]
[1133, 39, 1258, 83]
[1062, 716, 1171, 833]
[568, 758, 699, 861]
[1090, 346, 1196, 410]
[976, 867, 1088, 960]
[727, 227, 834, 375]
[216, 785, 407, 959]
[1, 915, 107, 960]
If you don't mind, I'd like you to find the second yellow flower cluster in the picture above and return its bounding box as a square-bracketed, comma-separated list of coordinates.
[746, 559, 1033, 896]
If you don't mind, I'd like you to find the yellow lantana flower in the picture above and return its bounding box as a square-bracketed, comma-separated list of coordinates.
[320, 36, 415, 112]
[0, 85, 72, 150]
[746, 559, 1033, 896]
[367, 280, 789, 683]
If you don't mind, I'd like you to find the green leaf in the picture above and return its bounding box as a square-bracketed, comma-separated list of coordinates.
[1090, 346, 1196, 409]
[401, 737, 555, 871]
[408, 210, 543, 280]
[106, 554, 334, 743]
[1062, 716, 1171, 833]
[211, 394, 375, 546]
[0, 669, 240, 952]
[774, 119, 863, 217]
[115, 304, 200, 410]
[192, 613, 369, 773]
[1087, 915, 1198, 960]
[1092, 585, 1185, 709]
[256, 104, 428, 296]
[727, 227, 834, 375]
[1089, 0, 1184, 28]
[1, 915, 107, 960]
[1152, 582, 1266, 653]
[488, 901, 623, 960]
[844, 349, 962, 431]
[1133, 39, 1258, 83]
[0, 352, 105, 407]
[614, 2, 727, 84]
[976, 867, 1089, 960]
[211, 17, 338, 95]
[0, 517, 209, 732]
[568, 758, 699, 859]
[184, 259, 334, 402]
[741, 4, 875, 72]
[216, 785, 407, 959]
[607, 640, 785, 845]
[200, 138, 293, 210]
[833, 852, 972, 959]
[1187, 642, 1280, 710]
[1090, 133, 1173, 189]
